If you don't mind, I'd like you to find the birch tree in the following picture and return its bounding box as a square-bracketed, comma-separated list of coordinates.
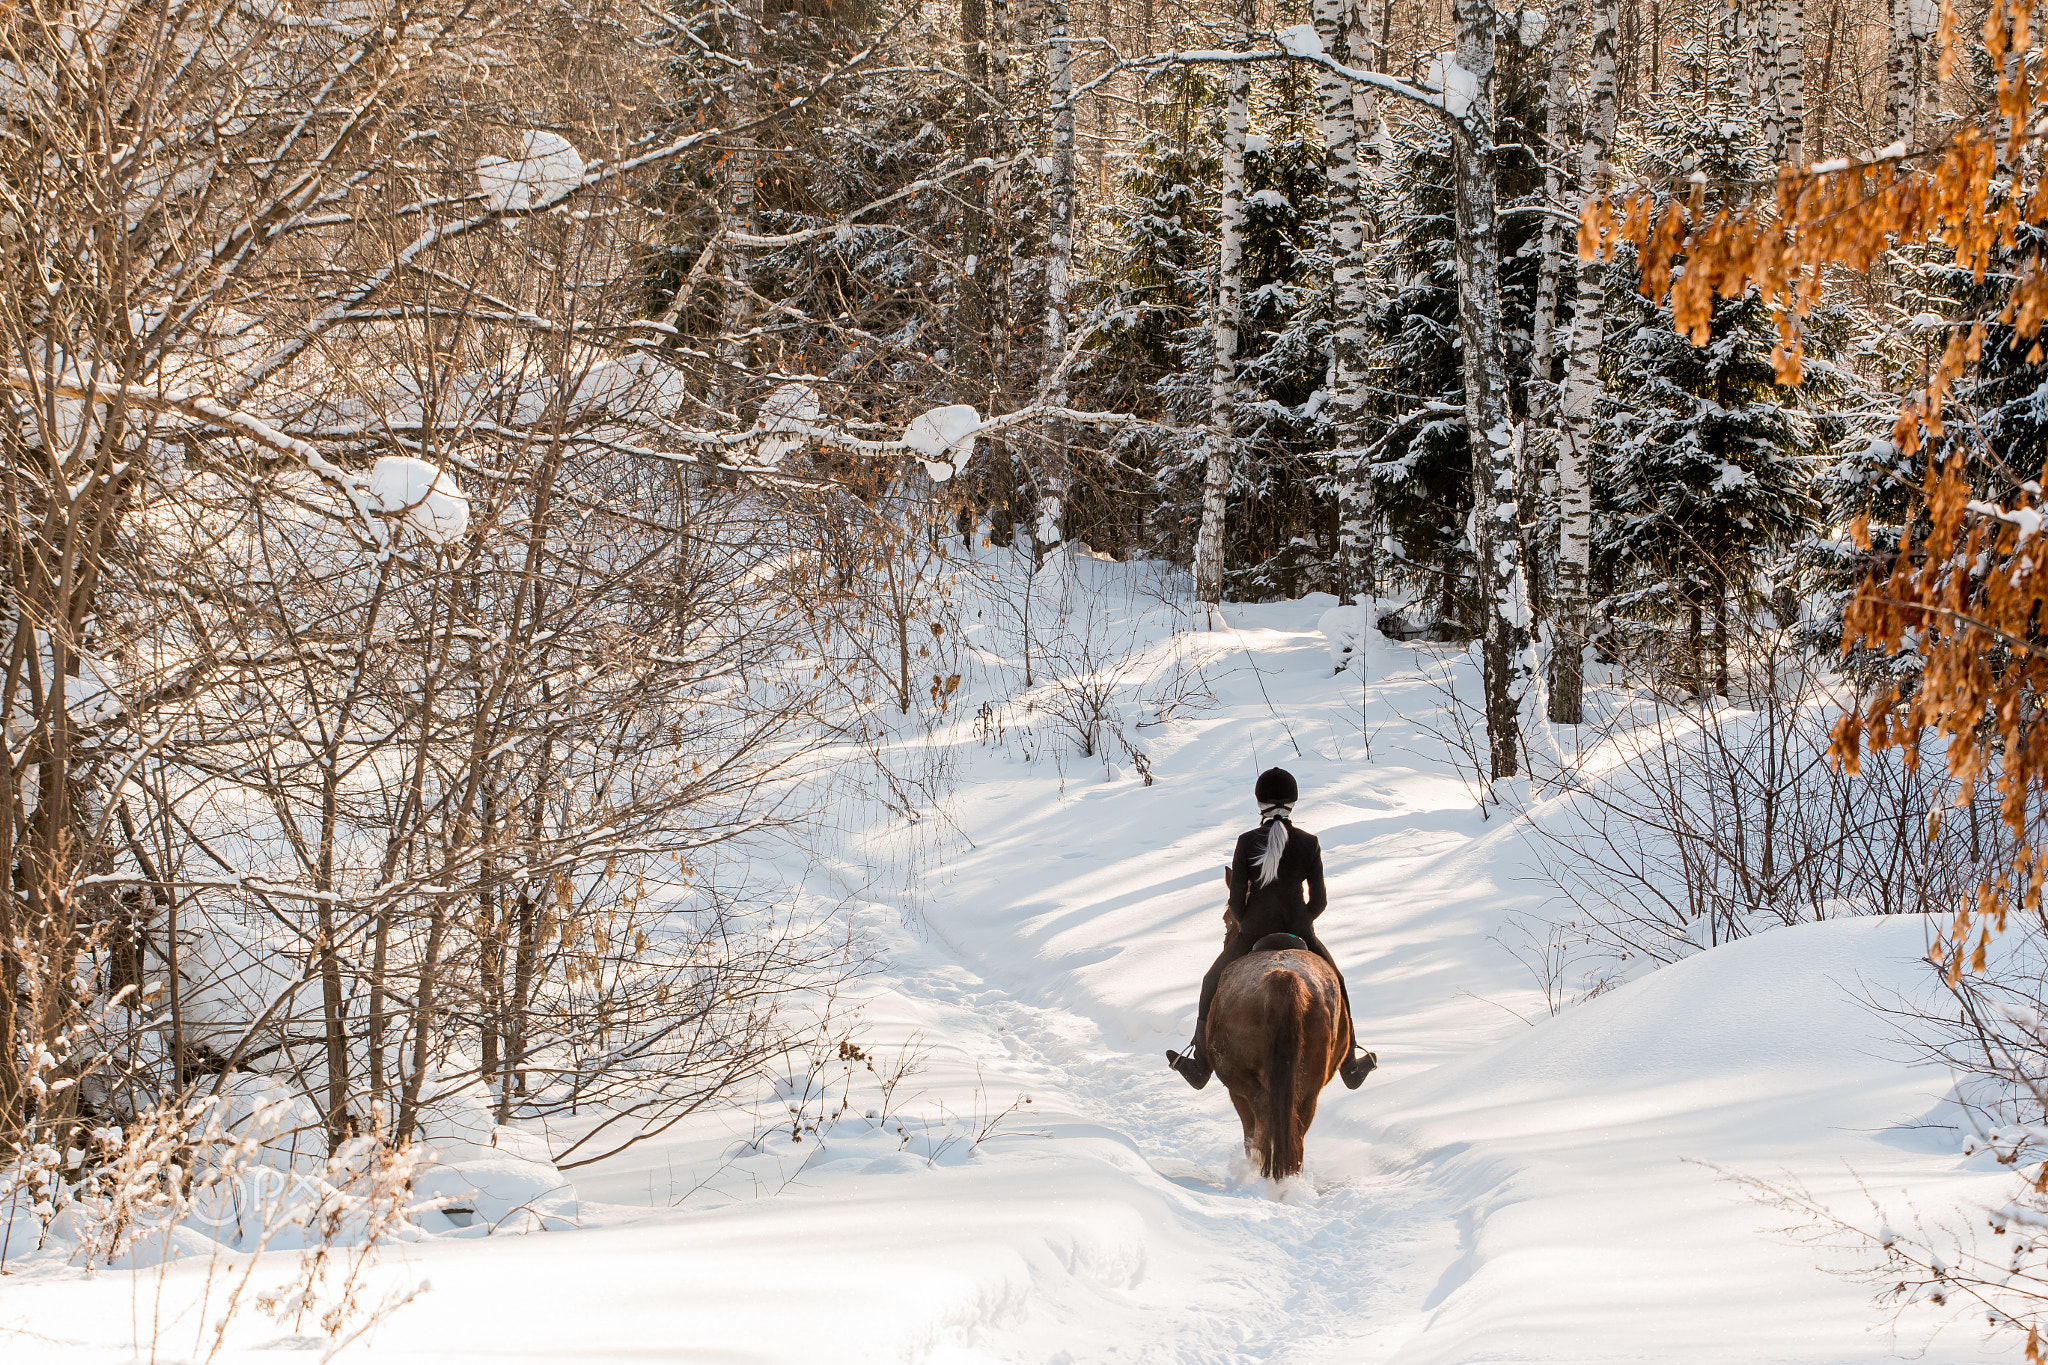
[1763, 0, 1806, 167]
[1313, 0, 1375, 601]
[1720, 0, 1754, 104]
[1551, 0, 1620, 724]
[1037, 0, 1076, 561]
[1888, 0, 1935, 146]
[1194, 0, 1257, 610]
[718, 0, 765, 408]
[1525, 0, 1586, 621]
[1448, 0, 1532, 776]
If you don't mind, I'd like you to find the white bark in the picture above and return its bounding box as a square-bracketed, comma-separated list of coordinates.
[1721, 0, 1753, 104]
[1194, 0, 1254, 609]
[1037, 0, 1075, 559]
[1550, 0, 1619, 726]
[1524, 0, 1585, 626]
[957, 0, 992, 405]
[1449, 0, 1529, 779]
[1530, 0, 1583, 414]
[1888, 0, 1929, 146]
[1315, 0, 1373, 601]
[1764, 0, 1805, 166]
[717, 0, 763, 405]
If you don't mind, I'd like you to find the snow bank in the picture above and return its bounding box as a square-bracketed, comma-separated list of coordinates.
[1349, 914, 1955, 1363]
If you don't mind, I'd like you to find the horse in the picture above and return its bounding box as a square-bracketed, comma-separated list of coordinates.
[1203, 866, 1347, 1181]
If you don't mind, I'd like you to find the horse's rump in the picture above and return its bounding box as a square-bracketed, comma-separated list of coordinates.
[1205, 948, 1346, 1180]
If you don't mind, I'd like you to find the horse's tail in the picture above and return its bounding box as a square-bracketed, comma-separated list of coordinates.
[1261, 971, 1309, 1179]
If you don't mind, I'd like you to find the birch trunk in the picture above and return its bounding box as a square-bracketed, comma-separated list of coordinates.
[1889, 0, 1930, 146]
[1524, 0, 1585, 627]
[1194, 0, 1254, 609]
[1037, 0, 1074, 561]
[1764, 0, 1805, 166]
[1315, 0, 1373, 602]
[1721, 0, 1752, 103]
[957, 0, 991, 401]
[718, 0, 763, 406]
[1550, 0, 1620, 725]
[1449, 0, 1529, 779]
[1529, 0, 1583, 417]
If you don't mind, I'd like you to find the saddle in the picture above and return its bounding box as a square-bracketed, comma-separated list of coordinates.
[1250, 931, 1309, 953]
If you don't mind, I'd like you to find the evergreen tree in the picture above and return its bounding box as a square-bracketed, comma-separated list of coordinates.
[1592, 98, 1830, 693]
[1078, 63, 1333, 592]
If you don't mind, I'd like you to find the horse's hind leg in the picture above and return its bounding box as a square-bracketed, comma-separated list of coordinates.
[1227, 1087, 1261, 1166]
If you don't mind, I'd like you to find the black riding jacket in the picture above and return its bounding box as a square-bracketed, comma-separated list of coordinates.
[1227, 820, 1327, 942]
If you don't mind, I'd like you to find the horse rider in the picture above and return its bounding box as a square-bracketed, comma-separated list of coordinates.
[1167, 767, 1376, 1091]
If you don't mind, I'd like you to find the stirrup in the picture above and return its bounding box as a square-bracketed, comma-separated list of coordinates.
[1340, 1049, 1377, 1089]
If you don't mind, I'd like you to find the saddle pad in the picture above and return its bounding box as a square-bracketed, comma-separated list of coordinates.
[1251, 932, 1309, 953]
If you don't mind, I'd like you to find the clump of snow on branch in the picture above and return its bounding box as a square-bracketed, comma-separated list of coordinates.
[1426, 54, 1478, 118]
[1275, 24, 1323, 57]
[902, 404, 979, 482]
[476, 131, 585, 212]
[1517, 7, 1549, 47]
[369, 456, 470, 545]
[753, 383, 823, 466]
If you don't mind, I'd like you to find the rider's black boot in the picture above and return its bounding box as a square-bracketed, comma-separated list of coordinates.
[1339, 1048, 1378, 1090]
[1166, 1036, 1212, 1090]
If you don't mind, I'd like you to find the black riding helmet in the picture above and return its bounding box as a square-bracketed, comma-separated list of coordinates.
[1254, 767, 1298, 805]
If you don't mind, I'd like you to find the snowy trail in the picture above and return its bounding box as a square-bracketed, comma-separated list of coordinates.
[0, 586, 2000, 1363]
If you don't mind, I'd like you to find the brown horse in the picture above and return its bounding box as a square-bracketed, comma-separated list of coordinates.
[1204, 867, 1347, 1180]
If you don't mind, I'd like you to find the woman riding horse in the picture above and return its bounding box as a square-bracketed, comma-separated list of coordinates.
[1167, 767, 1376, 1091]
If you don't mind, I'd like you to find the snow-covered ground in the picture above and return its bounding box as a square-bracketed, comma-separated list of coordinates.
[0, 567, 2003, 1363]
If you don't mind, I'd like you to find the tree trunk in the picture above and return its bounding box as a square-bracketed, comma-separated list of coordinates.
[1812, 3, 1837, 158]
[506, 884, 539, 1119]
[1316, 0, 1374, 602]
[1194, 0, 1254, 610]
[397, 898, 450, 1144]
[1764, 0, 1805, 166]
[1889, 0, 1929, 147]
[1713, 576, 1730, 698]
[957, 0, 991, 400]
[1525, 0, 1586, 629]
[718, 0, 763, 406]
[1686, 594, 1704, 698]
[316, 774, 353, 1149]
[1449, 0, 1529, 780]
[1550, 0, 1620, 726]
[1036, 0, 1075, 561]
[1720, 0, 1752, 105]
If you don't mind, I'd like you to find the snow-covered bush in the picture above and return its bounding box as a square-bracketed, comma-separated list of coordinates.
[1527, 621, 1998, 987]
